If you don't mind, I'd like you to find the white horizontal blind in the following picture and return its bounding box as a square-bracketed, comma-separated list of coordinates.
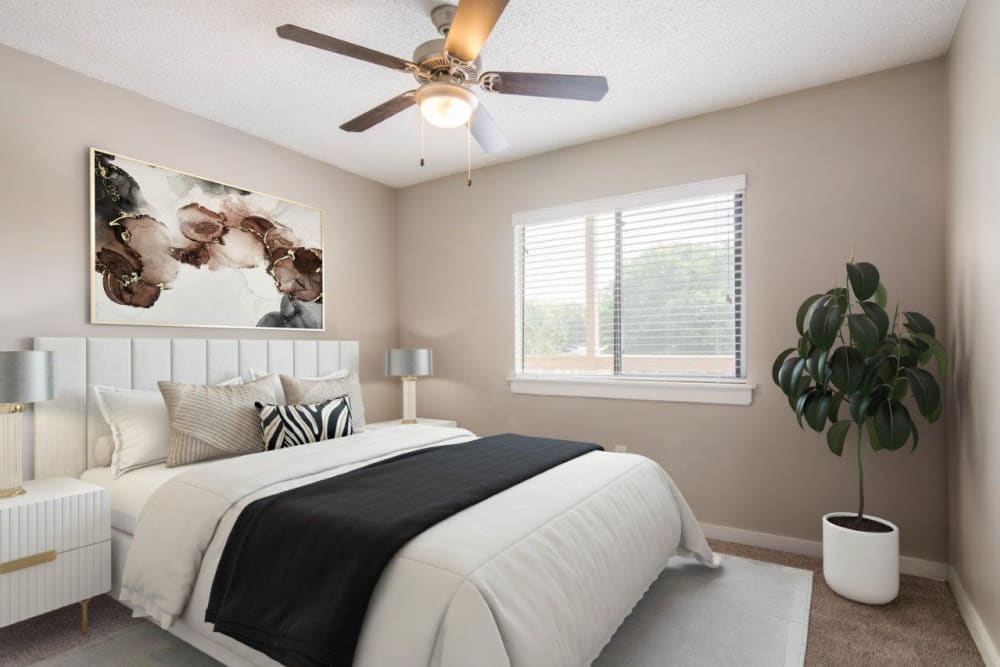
[514, 178, 745, 381]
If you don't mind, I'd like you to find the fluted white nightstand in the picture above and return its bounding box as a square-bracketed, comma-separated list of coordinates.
[366, 418, 458, 429]
[0, 477, 111, 633]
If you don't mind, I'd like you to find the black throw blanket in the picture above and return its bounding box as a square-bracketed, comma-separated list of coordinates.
[205, 433, 602, 667]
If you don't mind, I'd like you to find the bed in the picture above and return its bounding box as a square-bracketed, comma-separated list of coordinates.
[36, 336, 718, 667]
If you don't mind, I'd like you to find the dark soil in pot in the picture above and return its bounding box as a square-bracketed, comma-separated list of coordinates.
[827, 515, 894, 533]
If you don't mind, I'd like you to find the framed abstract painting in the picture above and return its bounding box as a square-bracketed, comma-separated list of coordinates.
[90, 148, 324, 330]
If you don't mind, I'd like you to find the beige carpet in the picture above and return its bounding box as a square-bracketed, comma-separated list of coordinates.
[709, 539, 983, 666]
[0, 596, 142, 666]
[0, 540, 983, 666]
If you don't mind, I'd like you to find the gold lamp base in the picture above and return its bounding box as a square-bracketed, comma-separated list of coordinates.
[1, 403, 27, 500]
[401, 376, 418, 423]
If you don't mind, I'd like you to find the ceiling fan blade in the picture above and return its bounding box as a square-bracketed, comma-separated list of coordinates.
[470, 103, 509, 154]
[277, 24, 416, 72]
[482, 72, 609, 101]
[340, 91, 417, 132]
[444, 0, 509, 64]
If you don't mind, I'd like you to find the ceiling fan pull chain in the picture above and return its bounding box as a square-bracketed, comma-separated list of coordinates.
[466, 119, 472, 187]
[419, 108, 425, 167]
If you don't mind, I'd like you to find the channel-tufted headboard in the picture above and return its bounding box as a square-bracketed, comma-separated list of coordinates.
[32, 337, 359, 479]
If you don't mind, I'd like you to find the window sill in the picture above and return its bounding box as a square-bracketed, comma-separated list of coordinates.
[508, 375, 754, 405]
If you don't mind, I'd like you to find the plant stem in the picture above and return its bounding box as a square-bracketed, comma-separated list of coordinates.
[856, 425, 865, 520]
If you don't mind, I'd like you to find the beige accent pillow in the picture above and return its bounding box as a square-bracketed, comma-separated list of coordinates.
[159, 376, 280, 467]
[279, 373, 366, 430]
[248, 368, 350, 403]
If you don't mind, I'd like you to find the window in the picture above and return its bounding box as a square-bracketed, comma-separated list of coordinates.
[512, 176, 750, 404]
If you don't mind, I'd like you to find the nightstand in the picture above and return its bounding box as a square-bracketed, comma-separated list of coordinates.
[0, 477, 111, 633]
[367, 418, 458, 429]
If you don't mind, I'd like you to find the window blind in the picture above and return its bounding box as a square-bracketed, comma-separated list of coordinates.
[514, 178, 745, 381]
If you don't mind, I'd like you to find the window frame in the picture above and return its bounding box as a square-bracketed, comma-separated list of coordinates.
[511, 175, 753, 405]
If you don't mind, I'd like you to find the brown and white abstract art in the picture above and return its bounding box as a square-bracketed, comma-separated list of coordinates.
[91, 149, 323, 330]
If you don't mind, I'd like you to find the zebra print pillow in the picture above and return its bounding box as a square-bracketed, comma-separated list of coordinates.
[255, 397, 354, 451]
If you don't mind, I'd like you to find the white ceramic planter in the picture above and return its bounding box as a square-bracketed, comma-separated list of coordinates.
[822, 512, 899, 604]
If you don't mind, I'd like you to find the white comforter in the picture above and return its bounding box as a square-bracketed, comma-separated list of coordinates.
[121, 425, 718, 667]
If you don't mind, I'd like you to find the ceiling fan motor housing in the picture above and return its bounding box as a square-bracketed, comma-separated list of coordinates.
[412, 39, 449, 72]
[430, 4, 456, 35]
[412, 38, 481, 83]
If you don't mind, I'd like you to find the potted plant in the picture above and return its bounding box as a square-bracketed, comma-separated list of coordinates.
[773, 260, 947, 604]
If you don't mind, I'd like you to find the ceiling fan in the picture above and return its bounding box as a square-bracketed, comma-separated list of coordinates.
[276, 0, 609, 157]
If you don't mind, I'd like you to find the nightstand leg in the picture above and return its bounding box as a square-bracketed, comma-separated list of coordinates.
[80, 598, 90, 635]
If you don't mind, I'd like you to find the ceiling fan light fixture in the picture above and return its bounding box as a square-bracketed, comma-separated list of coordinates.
[416, 82, 479, 129]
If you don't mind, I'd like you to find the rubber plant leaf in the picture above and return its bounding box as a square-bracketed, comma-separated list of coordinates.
[779, 357, 806, 397]
[796, 295, 824, 335]
[846, 262, 880, 301]
[866, 416, 883, 451]
[828, 394, 843, 424]
[847, 314, 880, 357]
[904, 367, 942, 422]
[891, 376, 909, 401]
[874, 282, 888, 308]
[827, 420, 852, 456]
[830, 346, 864, 394]
[809, 303, 842, 351]
[825, 287, 849, 310]
[804, 392, 830, 433]
[911, 333, 949, 376]
[903, 311, 936, 337]
[773, 348, 795, 387]
[795, 391, 813, 429]
[797, 334, 812, 359]
[873, 399, 913, 451]
[860, 301, 890, 340]
[806, 348, 828, 381]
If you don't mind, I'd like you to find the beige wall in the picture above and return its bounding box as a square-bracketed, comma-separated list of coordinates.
[947, 0, 1000, 651]
[0, 42, 956, 563]
[397, 60, 949, 560]
[0, 45, 400, 477]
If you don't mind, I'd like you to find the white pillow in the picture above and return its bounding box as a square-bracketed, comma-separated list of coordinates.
[93, 387, 172, 478]
[94, 435, 115, 468]
[93, 376, 243, 478]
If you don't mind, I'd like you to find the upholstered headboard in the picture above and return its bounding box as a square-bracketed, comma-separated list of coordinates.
[32, 337, 360, 479]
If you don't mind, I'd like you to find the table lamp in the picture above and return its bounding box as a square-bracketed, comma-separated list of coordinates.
[0, 351, 53, 498]
[385, 349, 433, 424]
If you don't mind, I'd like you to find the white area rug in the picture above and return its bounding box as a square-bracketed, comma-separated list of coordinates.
[594, 554, 812, 666]
[34, 554, 811, 666]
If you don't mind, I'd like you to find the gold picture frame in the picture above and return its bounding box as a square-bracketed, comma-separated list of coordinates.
[90, 147, 325, 331]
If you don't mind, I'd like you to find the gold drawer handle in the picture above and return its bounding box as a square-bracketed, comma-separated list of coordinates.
[0, 550, 56, 574]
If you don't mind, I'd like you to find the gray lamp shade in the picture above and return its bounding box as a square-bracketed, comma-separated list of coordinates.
[0, 351, 54, 404]
[385, 349, 433, 377]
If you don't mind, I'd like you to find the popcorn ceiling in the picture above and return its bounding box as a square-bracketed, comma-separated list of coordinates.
[0, 0, 964, 188]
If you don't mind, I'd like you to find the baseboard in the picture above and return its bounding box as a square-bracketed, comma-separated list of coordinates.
[701, 522, 949, 580]
[949, 567, 1000, 667]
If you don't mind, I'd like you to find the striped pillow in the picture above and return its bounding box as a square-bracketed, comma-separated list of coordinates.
[255, 397, 354, 450]
[159, 376, 280, 467]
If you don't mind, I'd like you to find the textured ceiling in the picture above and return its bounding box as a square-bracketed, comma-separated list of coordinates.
[0, 1, 965, 188]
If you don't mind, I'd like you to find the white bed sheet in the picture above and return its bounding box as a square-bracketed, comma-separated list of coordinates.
[81, 462, 215, 534]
